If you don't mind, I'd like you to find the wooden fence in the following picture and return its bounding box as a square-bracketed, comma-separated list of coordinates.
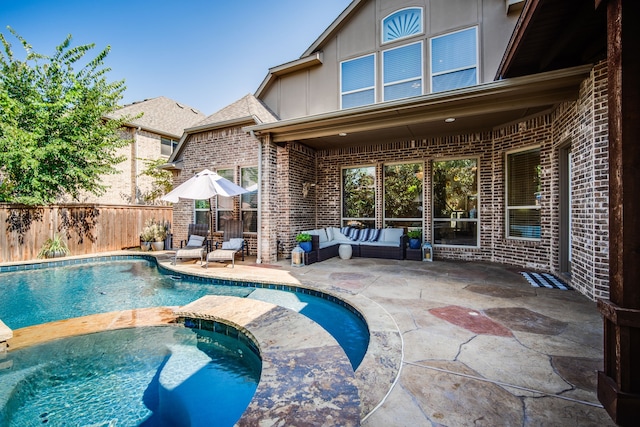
[0, 204, 172, 263]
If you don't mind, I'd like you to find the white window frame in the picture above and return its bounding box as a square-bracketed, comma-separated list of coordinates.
[381, 7, 424, 44]
[429, 27, 479, 93]
[160, 137, 178, 157]
[505, 146, 541, 240]
[382, 41, 424, 102]
[340, 53, 376, 109]
[240, 166, 258, 233]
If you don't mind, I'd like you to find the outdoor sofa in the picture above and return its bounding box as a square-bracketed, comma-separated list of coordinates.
[302, 227, 407, 263]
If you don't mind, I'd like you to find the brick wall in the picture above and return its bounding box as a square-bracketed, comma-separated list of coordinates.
[172, 64, 609, 300]
[172, 126, 260, 252]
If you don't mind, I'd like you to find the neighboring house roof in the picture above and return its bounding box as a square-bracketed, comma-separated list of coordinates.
[108, 96, 206, 138]
[188, 93, 279, 131]
[164, 94, 279, 168]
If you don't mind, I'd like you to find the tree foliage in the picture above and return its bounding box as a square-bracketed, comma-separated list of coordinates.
[138, 157, 173, 204]
[0, 27, 131, 205]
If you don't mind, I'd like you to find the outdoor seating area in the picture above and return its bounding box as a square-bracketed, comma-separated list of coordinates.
[302, 226, 407, 264]
[172, 224, 209, 265]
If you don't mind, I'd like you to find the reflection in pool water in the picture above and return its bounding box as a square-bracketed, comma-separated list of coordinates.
[0, 326, 261, 427]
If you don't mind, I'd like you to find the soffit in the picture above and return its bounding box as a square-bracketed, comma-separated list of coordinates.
[246, 65, 591, 149]
[496, 0, 606, 79]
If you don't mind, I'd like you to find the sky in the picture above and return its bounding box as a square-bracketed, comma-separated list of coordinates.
[1, 0, 352, 115]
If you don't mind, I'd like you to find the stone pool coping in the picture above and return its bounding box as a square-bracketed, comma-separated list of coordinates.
[0, 252, 403, 423]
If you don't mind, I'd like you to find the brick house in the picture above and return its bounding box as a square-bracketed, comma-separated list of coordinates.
[166, 0, 606, 300]
[73, 96, 205, 205]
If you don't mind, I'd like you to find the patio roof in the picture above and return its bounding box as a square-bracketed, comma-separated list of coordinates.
[245, 65, 592, 149]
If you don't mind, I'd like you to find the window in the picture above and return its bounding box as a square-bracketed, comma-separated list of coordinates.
[382, 8, 423, 43]
[384, 162, 423, 228]
[341, 54, 375, 109]
[194, 199, 210, 227]
[241, 166, 258, 233]
[161, 137, 178, 156]
[506, 148, 541, 239]
[383, 42, 423, 101]
[342, 166, 376, 228]
[216, 168, 235, 231]
[430, 27, 478, 93]
[432, 158, 478, 246]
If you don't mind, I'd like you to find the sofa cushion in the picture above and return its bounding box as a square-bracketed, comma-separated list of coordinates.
[325, 227, 334, 241]
[186, 235, 205, 247]
[359, 240, 399, 247]
[330, 227, 352, 242]
[380, 228, 404, 243]
[341, 226, 352, 236]
[304, 229, 328, 243]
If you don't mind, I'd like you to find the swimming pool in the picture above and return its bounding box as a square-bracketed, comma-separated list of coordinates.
[0, 256, 369, 368]
[0, 326, 261, 427]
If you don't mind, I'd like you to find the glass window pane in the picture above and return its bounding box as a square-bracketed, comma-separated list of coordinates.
[383, 8, 422, 42]
[507, 150, 541, 206]
[384, 43, 422, 84]
[432, 68, 477, 92]
[195, 200, 210, 210]
[434, 220, 478, 246]
[432, 28, 476, 74]
[341, 55, 375, 92]
[342, 166, 376, 220]
[242, 211, 257, 233]
[508, 210, 541, 238]
[384, 163, 423, 219]
[342, 89, 375, 109]
[241, 167, 258, 209]
[195, 210, 208, 226]
[384, 80, 422, 101]
[432, 159, 478, 219]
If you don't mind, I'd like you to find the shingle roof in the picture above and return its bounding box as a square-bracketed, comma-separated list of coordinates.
[109, 96, 206, 137]
[190, 93, 279, 129]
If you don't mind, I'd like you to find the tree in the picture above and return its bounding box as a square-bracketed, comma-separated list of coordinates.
[138, 157, 173, 204]
[0, 27, 131, 205]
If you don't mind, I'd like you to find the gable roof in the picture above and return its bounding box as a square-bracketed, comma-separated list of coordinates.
[164, 94, 279, 168]
[188, 93, 279, 131]
[108, 96, 206, 138]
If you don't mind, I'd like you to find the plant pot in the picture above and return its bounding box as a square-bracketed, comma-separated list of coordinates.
[409, 238, 421, 249]
[299, 241, 312, 253]
[141, 242, 151, 251]
[151, 241, 164, 251]
[45, 250, 67, 259]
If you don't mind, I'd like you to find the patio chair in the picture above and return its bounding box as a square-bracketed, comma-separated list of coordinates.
[204, 219, 246, 268]
[173, 224, 209, 265]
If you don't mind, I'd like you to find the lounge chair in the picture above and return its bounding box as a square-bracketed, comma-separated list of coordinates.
[173, 224, 209, 265]
[204, 220, 246, 268]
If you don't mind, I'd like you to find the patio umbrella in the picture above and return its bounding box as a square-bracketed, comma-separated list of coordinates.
[161, 169, 249, 203]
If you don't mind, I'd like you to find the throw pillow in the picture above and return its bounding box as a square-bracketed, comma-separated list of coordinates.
[358, 228, 371, 241]
[368, 228, 382, 242]
[348, 228, 360, 241]
[340, 226, 352, 236]
[222, 238, 243, 250]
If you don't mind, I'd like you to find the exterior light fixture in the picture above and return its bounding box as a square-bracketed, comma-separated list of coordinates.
[338, 132, 348, 137]
[445, 118, 456, 123]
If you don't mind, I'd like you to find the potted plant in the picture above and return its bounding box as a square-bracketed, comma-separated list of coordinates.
[38, 233, 70, 259]
[140, 219, 168, 251]
[407, 230, 422, 249]
[140, 221, 155, 251]
[296, 233, 313, 253]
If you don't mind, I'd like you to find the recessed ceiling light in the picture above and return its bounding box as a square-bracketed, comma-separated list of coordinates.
[445, 118, 456, 123]
[338, 132, 347, 137]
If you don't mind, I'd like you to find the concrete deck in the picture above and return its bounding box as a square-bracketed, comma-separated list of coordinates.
[161, 252, 614, 427]
[3, 251, 615, 426]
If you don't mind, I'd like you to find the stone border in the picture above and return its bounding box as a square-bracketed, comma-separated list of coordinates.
[175, 296, 361, 426]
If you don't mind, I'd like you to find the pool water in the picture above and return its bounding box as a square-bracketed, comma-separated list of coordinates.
[0, 259, 369, 368]
[0, 326, 261, 427]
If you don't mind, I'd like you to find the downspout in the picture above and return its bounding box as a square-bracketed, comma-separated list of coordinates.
[252, 130, 262, 264]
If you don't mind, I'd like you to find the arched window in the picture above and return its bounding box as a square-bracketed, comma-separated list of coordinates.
[382, 8, 423, 43]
